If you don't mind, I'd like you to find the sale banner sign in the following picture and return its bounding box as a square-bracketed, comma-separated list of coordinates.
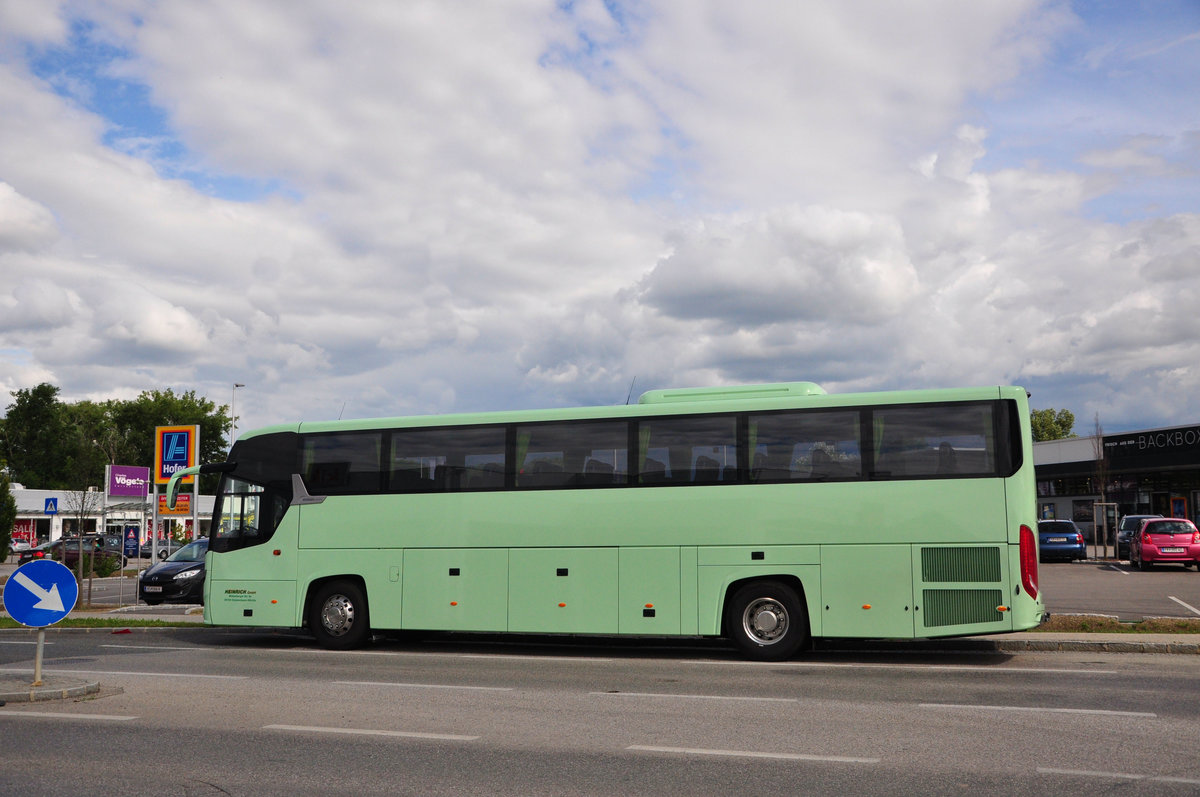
[158, 493, 191, 516]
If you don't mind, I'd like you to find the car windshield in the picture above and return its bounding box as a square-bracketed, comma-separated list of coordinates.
[1146, 521, 1193, 536]
[166, 540, 208, 563]
[1040, 522, 1073, 533]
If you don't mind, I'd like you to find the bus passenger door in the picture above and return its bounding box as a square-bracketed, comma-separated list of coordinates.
[819, 545, 915, 638]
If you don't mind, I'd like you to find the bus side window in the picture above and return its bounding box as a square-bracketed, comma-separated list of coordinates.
[516, 420, 628, 489]
[750, 410, 861, 483]
[638, 416, 737, 486]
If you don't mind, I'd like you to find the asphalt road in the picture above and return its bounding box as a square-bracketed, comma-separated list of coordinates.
[2, 628, 1199, 795]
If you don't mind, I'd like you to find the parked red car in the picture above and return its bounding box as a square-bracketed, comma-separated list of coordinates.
[1129, 518, 1200, 571]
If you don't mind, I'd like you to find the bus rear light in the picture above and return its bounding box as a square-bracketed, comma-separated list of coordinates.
[1019, 524, 1038, 599]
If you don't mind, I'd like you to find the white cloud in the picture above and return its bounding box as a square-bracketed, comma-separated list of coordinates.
[0, 0, 1197, 438]
[0, 182, 59, 252]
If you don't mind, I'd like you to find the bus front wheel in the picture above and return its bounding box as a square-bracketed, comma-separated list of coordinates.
[309, 580, 371, 650]
[725, 580, 808, 661]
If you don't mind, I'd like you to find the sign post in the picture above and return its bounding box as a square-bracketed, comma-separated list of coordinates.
[3, 559, 80, 686]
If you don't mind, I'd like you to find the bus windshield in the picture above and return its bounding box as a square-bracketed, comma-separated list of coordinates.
[210, 432, 297, 552]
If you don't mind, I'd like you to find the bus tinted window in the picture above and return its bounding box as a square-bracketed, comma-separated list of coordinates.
[872, 403, 997, 478]
[389, 426, 507, 492]
[750, 410, 861, 482]
[516, 421, 628, 488]
[302, 432, 383, 495]
[638, 415, 737, 484]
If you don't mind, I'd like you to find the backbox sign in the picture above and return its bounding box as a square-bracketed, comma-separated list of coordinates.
[155, 425, 199, 484]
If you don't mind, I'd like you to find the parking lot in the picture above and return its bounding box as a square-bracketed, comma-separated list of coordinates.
[1037, 558, 1200, 622]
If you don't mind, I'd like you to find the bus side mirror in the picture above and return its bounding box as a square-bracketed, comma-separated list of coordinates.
[165, 462, 235, 509]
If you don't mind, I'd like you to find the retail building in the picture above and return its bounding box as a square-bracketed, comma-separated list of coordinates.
[1035, 421, 1200, 540]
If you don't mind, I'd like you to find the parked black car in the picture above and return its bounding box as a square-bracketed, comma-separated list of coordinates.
[138, 538, 207, 605]
[1116, 514, 1162, 559]
[17, 536, 118, 567]
[17, 538, 67, 565]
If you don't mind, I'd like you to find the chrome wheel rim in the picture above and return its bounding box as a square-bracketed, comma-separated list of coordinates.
[320, 594, 356, 637]
[742, 597, 788, 645]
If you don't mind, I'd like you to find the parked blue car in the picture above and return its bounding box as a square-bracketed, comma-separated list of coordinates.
[1038, 519, 1086, 562]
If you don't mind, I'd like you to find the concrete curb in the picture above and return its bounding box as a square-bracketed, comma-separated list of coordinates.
[989, 638, 1200, 654]
[0, 675, 101, 703]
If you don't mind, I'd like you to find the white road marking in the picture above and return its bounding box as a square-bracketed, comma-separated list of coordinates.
[1168, 595, 1200, 616]
[593, 691, 797, 703]
[627, 745, 878, 764]
[921, 703, 1155, 717]
[682, 660, 1117, 675]
[264, 724, 478, 741]
[0, 668, 246, 680]
[100, 644, 213, 651]
[0, 711, 137, 721]
[1039, 767, 1200, 785]
[334, 680, 513, 691]
[310, 648, 614, 663]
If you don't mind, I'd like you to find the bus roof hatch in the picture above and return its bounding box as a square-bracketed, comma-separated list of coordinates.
[637, 381, 827, 405]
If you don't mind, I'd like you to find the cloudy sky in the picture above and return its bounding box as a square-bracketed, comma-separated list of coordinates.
[0, 0, 1197, 438]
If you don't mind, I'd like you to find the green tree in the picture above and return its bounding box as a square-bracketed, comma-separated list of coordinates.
[0, 467, 16, 559]
[112, 389, 230, 490]
[1, 383, 73, 488]
[2, 384, 231, 492]
[1030, 408, 1076, 442]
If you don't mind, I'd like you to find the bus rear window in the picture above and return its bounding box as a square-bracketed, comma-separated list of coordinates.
[872, 403, 998, 479]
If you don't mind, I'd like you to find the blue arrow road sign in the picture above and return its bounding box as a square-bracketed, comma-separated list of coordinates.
[3, 559, 79, 627]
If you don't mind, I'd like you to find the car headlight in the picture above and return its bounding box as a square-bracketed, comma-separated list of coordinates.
[173, 568, 203, 581]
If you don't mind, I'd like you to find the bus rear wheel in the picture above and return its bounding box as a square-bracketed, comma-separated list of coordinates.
[725, 580, 808, 661]
[309, 580, 370, 650]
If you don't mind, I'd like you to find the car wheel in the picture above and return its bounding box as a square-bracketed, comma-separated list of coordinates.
[1138, 554, 1151, 571]
[725, 580, 808, 661]
[143, 599, 162, 606]
[309, 580, 371, 650]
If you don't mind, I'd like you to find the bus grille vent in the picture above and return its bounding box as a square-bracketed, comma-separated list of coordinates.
[921, 547, 1001, 583]
[922, 589, 1004, 628]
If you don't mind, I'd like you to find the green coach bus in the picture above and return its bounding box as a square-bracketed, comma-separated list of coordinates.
[167, 381, 1044, 660]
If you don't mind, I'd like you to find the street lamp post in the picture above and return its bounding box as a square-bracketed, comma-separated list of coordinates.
[231, 383, 245, 447]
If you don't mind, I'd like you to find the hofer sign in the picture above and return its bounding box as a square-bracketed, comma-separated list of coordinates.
[155, 425, 199, 485]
